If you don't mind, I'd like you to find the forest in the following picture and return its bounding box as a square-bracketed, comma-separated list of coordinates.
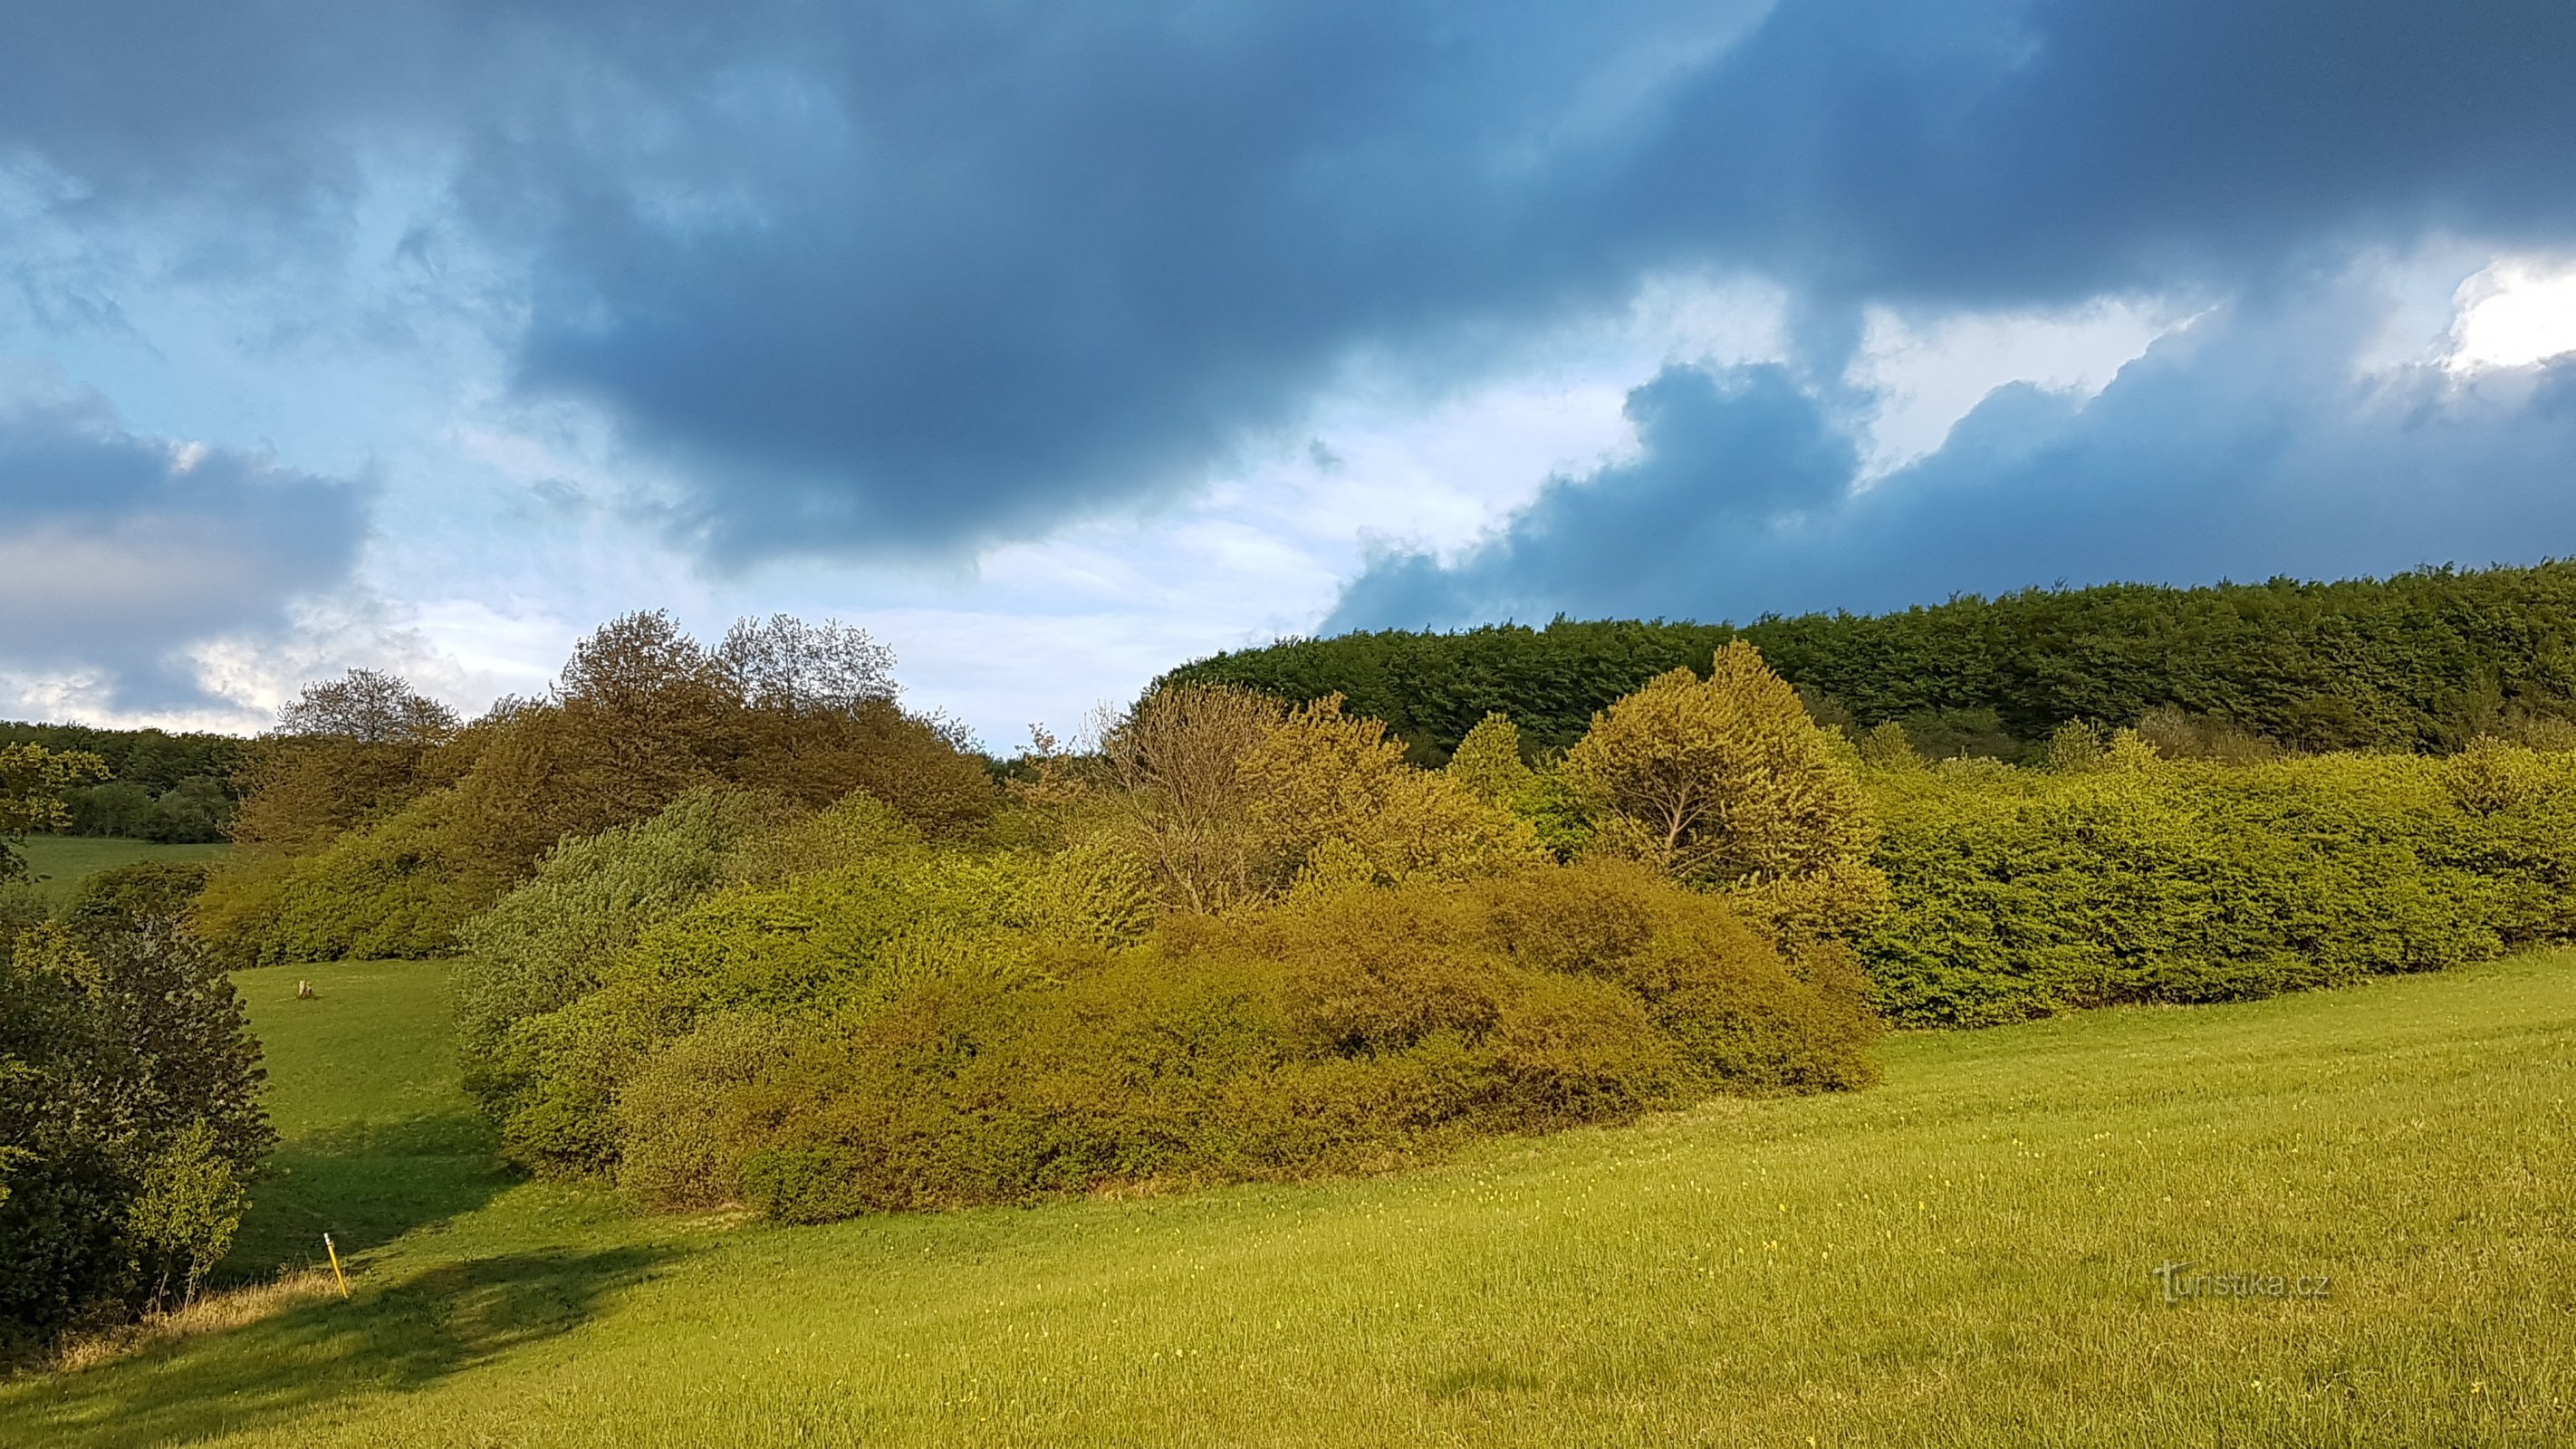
[1164, 561, 2576, 762]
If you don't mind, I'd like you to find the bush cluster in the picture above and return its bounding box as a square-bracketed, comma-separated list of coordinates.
[1857, 741, 2576, 1025]
[464, 831, 1871, 1218]
[456, 648, 1879, 1223]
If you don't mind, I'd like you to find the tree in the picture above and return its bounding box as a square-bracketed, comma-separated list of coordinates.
[0, 919, 269, 1346]
[275, 668, 460, 744]
[1445, 714, 1534, 805]
[1, 743, 109, 881]
[126, 1121, 248, 1309]
[1562, 643, 1876, 888]
[1241, 696, 1543, 892]
[1095, 685, 1285, 913]
[719, 615, 899, 713]
[230, 670, 460, 854]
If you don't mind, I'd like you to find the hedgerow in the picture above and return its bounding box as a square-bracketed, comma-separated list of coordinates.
[1857, 743, 2576, 1025]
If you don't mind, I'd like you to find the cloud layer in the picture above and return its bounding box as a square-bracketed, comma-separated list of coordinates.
[7, 2, 2573, 566]
[1331, 279, 2576, 631]
[0, 369, 373, 707]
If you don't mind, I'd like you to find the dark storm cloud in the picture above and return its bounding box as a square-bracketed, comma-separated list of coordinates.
[0, 373, 372, 707]
[1329, 282, 2576, 632]
[2, 2, 2572, 561]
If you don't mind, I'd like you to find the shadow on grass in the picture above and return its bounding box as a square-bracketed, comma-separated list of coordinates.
[2, 1244, 685, 1448]
[224, 1111, 516, 1278]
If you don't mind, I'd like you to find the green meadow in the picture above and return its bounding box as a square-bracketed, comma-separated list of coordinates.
[10, 837, 230, 907]
[5, 951, 2571, 1447]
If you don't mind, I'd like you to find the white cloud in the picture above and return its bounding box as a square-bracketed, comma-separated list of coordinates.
[1846, 298, 2187, 478]
[2446, 257, 2576, 371]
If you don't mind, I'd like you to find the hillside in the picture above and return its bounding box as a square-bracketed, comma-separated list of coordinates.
[5, 951, 2570, 1447]
[1161, 562, 2576, 762]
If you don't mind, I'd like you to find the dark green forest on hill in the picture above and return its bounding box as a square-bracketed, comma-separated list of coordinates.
[1163, 562, 2576, 763]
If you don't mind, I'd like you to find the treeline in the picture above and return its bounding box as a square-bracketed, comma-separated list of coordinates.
[197, 614, 992, 964]
[1162, 562, 2576, 763]
[0, 723, 243, 843]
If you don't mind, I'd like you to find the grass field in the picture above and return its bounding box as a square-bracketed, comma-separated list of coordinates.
[9, 836, 231, 907]
[5, 953, 2573, 1447]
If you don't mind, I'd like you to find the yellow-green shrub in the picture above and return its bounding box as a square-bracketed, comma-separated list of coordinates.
[490, 856, 1874, 1218]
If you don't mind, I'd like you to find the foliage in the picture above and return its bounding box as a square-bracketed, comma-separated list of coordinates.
[1440, 713, 1533, 804]
[0, 724, 242, 843]
[1561, 644, 1875, 888]
[1091, 684, 1284, 912]
[195, 612, 995, 965]
[60, 776, 235, 843]
[1, 744, 110, 880]
[481, 830, 1870, 1216]
[226, 670, 462, 856]
[1856, 745, 2576, 1025]
[0, 722, 241, 798]
[1161, 561, 2576, 761]
[125, 1121, 249, 1309]
[451, 789, 801, 1125]
[1092, 686, 1541, 911]
[0, 918, 270, 1350]
[60, 860, 215, 935]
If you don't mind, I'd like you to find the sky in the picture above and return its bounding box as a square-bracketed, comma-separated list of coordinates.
[4, 1, 2574, 749]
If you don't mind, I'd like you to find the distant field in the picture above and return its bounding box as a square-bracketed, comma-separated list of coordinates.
[5, 953, 2572, 1447]
[11, 835, 231, 906]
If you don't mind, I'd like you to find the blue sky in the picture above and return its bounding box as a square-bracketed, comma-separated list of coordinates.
[4, 1, 2573, 746]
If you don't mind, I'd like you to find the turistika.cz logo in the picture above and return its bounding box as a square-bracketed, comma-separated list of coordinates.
[2151, 1261, 2331, 1305]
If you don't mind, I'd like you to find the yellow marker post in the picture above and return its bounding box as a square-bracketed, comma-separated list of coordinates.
[324, 1233, 350, 1299]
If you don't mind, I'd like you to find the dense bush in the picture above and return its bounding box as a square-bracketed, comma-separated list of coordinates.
[1, 918, 271, 1354]
[61, 861, 216, 935]
[1858, 744, 2576, 1026]
[1164, 561, 2576, 761]
[486, 857, 1870, 1217]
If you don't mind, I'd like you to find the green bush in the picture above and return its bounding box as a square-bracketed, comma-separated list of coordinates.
[453, 788, 793, 1121]
[190, 789, 506, 965]
[2, 920, 270, 1351]
[61, 860, 214, 935]
[1856, 748, 2576, 1026]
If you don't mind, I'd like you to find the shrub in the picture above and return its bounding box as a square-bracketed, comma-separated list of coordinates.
[1854, 749, 2576, 1026]
[453, 789, 794, 1121]
[1562, 643, 1875, 887]
[491, 847, 1875, 1219]
[62, 861, 214, 935]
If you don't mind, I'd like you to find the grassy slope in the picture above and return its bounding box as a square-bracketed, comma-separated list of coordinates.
[10, 836, 230, 907]
[5, 955, 2574, 1448]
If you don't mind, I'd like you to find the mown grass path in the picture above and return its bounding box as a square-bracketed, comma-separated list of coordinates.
[6, 953, 2573, 1446]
